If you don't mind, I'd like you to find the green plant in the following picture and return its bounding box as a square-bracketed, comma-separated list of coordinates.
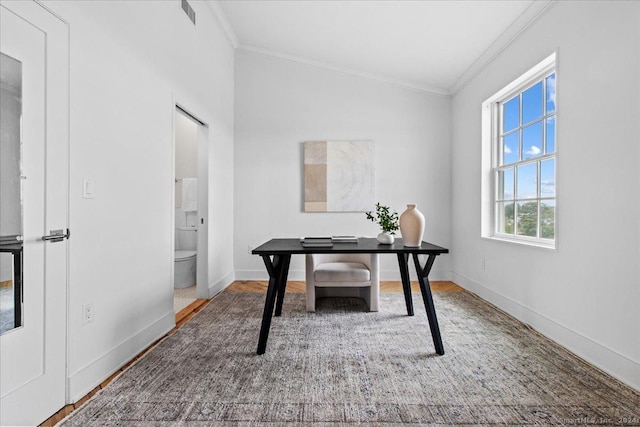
[366, 203, 399, 234]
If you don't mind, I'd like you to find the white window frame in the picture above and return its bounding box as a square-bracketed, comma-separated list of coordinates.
[481, 52, 557, 249]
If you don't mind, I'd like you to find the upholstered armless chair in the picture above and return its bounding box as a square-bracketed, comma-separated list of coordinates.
[305, 253, 379, 312]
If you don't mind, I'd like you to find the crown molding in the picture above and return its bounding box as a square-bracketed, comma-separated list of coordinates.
[449, 0, 557, 95]
[205, 0, 239, 49]
[207, 0, 554, 97]
[237, 44, 451, 97]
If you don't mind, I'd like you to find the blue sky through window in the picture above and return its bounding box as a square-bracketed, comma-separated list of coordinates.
[516, 163, 538, 199]
[523, 121, 543, 159]
[517, 163, 537, 199]
[546, 74, 556, 113]
[503, 97, 519, 133]
[500, 72, 555, 165]
[522, 82, 543, 124]
[546, 116, 555, 153]
[541, 159, 555, 197]
[503, 132, 519, 164]
[499, 168, 514, 200]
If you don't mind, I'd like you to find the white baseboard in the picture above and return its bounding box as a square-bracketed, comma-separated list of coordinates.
[67, 271, 235, 404]
[452, 272, 640, 391]
[67, 311, 175, 402]
[208, 270, 235, 297]
[234, 269, 302, 281]
[234, 269, 451, 282]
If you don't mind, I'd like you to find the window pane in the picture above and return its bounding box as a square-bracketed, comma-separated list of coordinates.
[522, 121, 543, 159]
[540, 159, 555, 197]
[545, 116, 555, 153]
[517, 200, 538, 237]
[502, 131, 519, 165]
[540, 199, 555, 239]
[498, 168, 514, 200]
[496, 202, 515, 234]
[522, 81, 543, 124]
[489, 63, 556, 245]
[502, 96, 519, 133]
[516, 163, 537, 199]
[546, 73, 556, 114]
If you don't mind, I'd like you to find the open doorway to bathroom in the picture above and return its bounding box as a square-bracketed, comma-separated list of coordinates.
[173, 105, 209, 314]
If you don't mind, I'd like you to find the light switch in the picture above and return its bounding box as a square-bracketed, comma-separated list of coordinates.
[83, 177, 95, 199]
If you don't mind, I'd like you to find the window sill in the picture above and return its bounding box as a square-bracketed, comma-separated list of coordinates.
[482, 235, 557, 252]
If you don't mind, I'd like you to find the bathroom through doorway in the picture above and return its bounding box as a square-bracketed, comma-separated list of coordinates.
[172, 105, 209, 313]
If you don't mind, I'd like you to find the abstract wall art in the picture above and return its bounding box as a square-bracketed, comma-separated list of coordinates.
[304, 140, 375, 212]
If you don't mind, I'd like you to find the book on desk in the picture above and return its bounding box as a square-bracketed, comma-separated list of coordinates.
[331, 235, 359, 243]
[300, 236, 359, 247]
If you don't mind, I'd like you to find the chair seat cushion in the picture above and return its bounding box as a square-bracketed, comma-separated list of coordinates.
[314, 262, 370, 282]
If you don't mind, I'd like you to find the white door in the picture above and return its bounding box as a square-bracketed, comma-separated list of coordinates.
[0, 1, 69, 425]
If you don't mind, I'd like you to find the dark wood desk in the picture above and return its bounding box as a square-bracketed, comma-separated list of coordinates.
[252, 238, 449, 355]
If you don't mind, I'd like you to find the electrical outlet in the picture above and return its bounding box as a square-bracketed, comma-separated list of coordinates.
[480, 258, 486, 270]
[82, 303, 94, 325]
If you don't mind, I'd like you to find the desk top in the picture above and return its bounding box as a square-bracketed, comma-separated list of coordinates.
[252, 238, 448, 255]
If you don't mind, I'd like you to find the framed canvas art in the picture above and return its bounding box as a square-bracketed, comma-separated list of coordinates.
[304, 140, 375, 212]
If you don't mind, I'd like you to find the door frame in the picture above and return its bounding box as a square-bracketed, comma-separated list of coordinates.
[171, 99, 210, 301]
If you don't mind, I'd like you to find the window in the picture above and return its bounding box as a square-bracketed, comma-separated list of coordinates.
[481, 53, 557, 248]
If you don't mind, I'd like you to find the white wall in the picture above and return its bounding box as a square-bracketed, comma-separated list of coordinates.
[175, 111, 198, 180]
[451, 1, 640, 389]
[234, 52, 452, 281]
[42, 0, 235, 401]
[175, 111, 198, 210]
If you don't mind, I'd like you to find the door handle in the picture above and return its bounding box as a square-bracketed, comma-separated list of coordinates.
[42, 229, 70, 242]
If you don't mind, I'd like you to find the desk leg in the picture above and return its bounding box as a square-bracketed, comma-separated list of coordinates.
[412, 254, 444, 355]
[396, 253, 414, 316]
[257, 254, 291, 355]
[274, 255, 291, 317]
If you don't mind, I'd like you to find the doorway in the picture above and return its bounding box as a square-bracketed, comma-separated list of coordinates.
[172, 105, 208, 314]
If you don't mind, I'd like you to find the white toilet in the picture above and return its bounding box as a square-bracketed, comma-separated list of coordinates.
[174, 223, 197, 289]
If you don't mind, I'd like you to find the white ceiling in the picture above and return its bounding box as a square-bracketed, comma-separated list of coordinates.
[214, 0, 553, 95]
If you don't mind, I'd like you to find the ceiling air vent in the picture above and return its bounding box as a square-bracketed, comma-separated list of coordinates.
[181, 0, 196, 25]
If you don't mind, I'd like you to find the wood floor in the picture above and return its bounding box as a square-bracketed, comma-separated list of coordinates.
[40, 280, 462, 426]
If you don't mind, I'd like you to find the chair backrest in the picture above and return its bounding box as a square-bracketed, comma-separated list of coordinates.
[310, 253, 376, 271]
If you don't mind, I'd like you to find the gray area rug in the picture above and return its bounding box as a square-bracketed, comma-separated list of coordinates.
[61, 292, 640, 426]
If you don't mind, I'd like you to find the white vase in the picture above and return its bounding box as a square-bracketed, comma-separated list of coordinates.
[377, 232, 394, 245]
[399, 204, 425, 247]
